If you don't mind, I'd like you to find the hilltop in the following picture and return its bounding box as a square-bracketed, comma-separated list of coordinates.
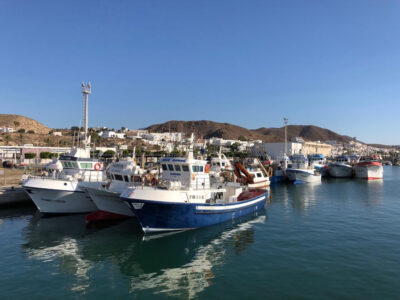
[0, 114, 50, 134]
[146, 120, 355, 143]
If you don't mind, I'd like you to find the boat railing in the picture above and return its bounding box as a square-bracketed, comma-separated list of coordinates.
[136, 177, 210, 191]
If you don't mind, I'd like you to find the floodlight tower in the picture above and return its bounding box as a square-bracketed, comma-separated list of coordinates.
[81, 82, 91, 147]
[284, 117, 288, 155]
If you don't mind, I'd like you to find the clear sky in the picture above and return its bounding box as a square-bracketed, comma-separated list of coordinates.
[0, 0, 399, 144]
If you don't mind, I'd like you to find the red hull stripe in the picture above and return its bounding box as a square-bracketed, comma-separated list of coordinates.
[357, 162, 382, 167]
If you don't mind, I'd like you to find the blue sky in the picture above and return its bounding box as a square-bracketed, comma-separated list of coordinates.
[0, 0, 399, 144]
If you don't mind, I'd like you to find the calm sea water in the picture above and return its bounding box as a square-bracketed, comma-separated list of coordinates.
[1, 166, 399, 299]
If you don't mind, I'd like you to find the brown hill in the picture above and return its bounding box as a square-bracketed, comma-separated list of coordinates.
[253, 125, 351, 143]
[146, 120, 268, 141]
[0, 114, 50, 134]
[146, 120, 353, 143]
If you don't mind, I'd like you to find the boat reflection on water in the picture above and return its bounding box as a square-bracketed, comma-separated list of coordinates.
[22, 210, 266, 298]
[275, 183, 320, 213]
[126, 213, 265, 298]
[22, 213, 97, 292]
[357, 179, 384, 206]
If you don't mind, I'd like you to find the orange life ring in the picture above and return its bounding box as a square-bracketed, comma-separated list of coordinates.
[94, 163, 102, 171]
[205, 164, 210, 173]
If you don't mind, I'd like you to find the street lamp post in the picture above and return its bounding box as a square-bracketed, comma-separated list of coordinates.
[284, 118, 288, 155]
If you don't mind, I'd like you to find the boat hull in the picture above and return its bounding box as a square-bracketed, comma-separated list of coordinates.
[121, 191, 268, 233]
[83, 186, 134, 217]
[328, 164, 353, 178]
[22, 178, 99, 214]
[354, 162, 383, 180]
[286, 169, 321, 183]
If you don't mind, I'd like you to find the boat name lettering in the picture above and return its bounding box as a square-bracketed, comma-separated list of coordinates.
[172, 159, 186, 162]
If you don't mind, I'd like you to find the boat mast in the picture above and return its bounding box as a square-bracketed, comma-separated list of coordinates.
[284, 117, 288, 156]
[81, 82, 91, 149]
[186, 133, 194, 160]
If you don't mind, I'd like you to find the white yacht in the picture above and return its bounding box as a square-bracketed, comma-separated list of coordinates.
[286, 154, 321, 183]
[22, 83, 106, 214]
[82, 157, 144, 220]
[327, 156, 353, 178]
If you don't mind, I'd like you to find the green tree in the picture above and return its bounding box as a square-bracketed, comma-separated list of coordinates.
[49, 153, 59, 158]
[91, 150, 101, 158]
[71, 126, 79, 131]
[238, 135, 248, 141]
[102, 150, 116, 158]
[122, 149, 132, 157]
[40, 152, 52, 159]
[25, 152, 36, 159]
[230, 142, 241, 153]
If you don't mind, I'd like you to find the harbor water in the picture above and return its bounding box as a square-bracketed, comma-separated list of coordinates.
[1, 166, 399, 299]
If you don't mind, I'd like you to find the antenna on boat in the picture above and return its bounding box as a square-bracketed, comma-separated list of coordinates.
[81, 82, 91, 150]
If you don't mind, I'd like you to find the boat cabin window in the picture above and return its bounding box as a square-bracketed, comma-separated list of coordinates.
[106, 172, 111, 179]
[175, 165, 181, 171]
[182, 165, 189, 172]
[222, 162, 225, 166]
[162, 164, 168, 171]
[192, 165, 204, 173]
[63, 161, 78, 169]
[114, 174, 123, 181]
[168, 164, 174, 171]
[80, 163, 93, 169]
[124, 175, 129, 182]
[257, 173, 262, 178]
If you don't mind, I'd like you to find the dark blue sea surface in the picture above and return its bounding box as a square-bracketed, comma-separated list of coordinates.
[0, 166, 399, 299]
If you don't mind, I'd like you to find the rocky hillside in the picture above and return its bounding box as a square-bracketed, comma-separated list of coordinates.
[0, 114, 50, 134]
[146, 120, 354, 143]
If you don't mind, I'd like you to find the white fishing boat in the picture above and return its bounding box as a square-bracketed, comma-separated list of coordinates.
[309, 154, 328, 177]
[22, 83, 106, 214]
[120, 135, 268, 233]
[286, 154, 321, 184]
[82, 156, 144, 221]
[209, 150, 233, 173]
[235, 158, 270, 189]
[327, 156, 353, 178]
[354, 155, 383, 180]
